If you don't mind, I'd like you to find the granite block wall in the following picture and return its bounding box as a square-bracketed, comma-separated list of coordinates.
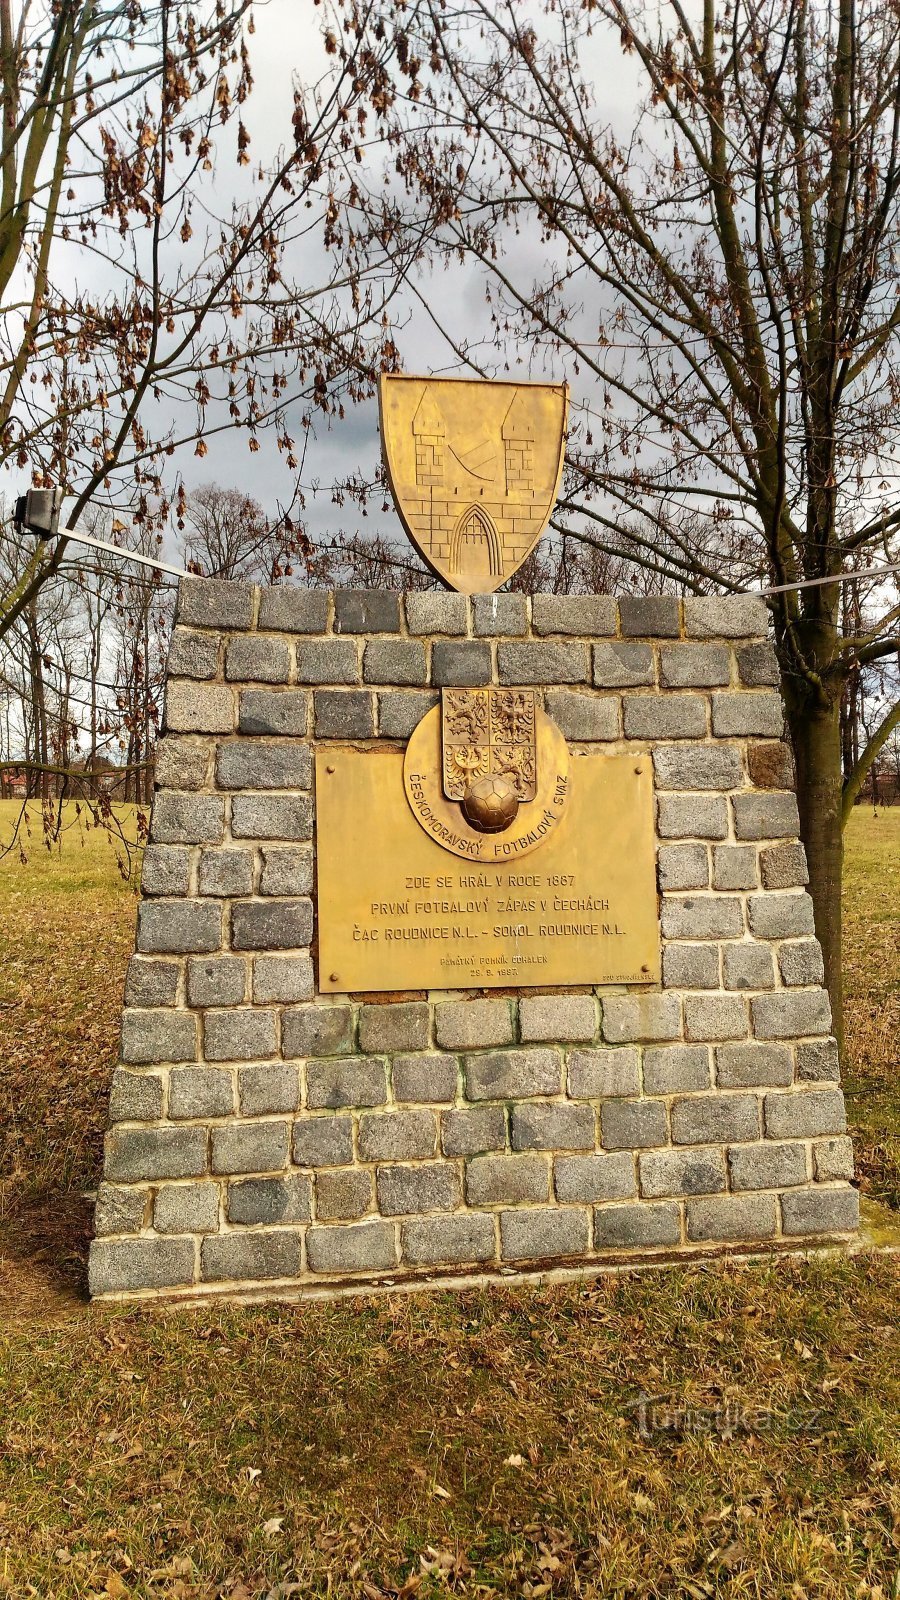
[88, 581, 858, 1300]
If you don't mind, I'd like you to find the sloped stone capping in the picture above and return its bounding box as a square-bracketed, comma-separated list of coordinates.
[89, 582, 858, 1300]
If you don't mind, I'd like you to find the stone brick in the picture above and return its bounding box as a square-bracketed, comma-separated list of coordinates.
[519, 993, 597, 1043]
[554, 1152, 636, 1203]
[334, 590, 401, 633]
[684, 994, 748, 1042]
[151, 794, 225, 845]
[142, 844, 191, 897]
[716, 1042, 792, 1089]
[186, 955, 246, 1008]
[315, 1169, 373, 1221]
[216, 741, 311, 791]
[796, 1039, 841, 1082]
[441, 1106, 506, 1156]
[121, 1009, 197, 1064]
[684, 595, 768, 639]
[154, 738, 211, 791]
[358, 1002, 430, 1055]
[358, 1111, 437, 1161]
[89, 1237, 195, 1296]
[238, 1062, 300, 1116]
[601, 994, 682, 1044]
[748, 740, 795, 789]
[292, 1115, 354, 1167]
[657, 795, 729, 840]
[257, 586, 329, 633]
[623, 694, 707, 740]
[567, 1047, 641, 1099]
[377, 690, 439, 739]
[204, 1008, 278, 1063]
[764, 1089, 846, 1139]
[394, 1053, 458, 1104]
[402, 1213, 496, 1266]
[671, 1092, 759, 1144]
[813, 1136, 855, 1182]
[736, 641, 780, 687]
[197, 849, 254, 898]
[653, 745, 744, 793]
[165, 682, 234, 734]
[728, 1141, 808, 1191]
[314, 689, 375, 738]
[124, 958, 180, 1009]
[780, 1187, 859, 1236]
[306, 1059, 387, 1110]
[659, 644, 730, 688]
[431, 640, 492, 687]
[252, 955, 314, 1005]
[105, 1126, 207, 1183]
[497, 641, 589, 685]
[225, 635, 291, 684]
[231, 898, 313, 951]
[363, 639, 428, 686]
[778, 939, 825, 987]
[533, 594, 617, 636]
[464, 1047, 561, 1101]
[601, 1099, 668, 1149]
[593, 642, 655, 687]
[201, 1230, 302, 1283]
[465, 1153, 549, 1205]
[594, 1201, 681, 1249]
[760, 841, 809, 889]
[733, 792, 801, 841]
[108, 1068, 164, 1122]
[177, 576, 254, 630]
[659, 896, 743, 940]
[376, 1162, 459, 1215]
[259, 848, 313, 897]
[435, 999, 514, 1051]
[751, 990, 832, 1039]
[640, 1147, 727, 1198]
[619, 596, 681, 637]
[226, 1174, 311, 1224]
[307, 1220, 397, 1274]
[643, 1045, 711, 1094]
[93, 1184, 149, 1237]
[231, 794, 312, 841]
[510, 1103, 595, 1152]
[167, 627, 220, 680]
[657, 844, 709, 891]
[711, 692, 783, 738]
[473, 593, 528, 635]
[283, 1005, 354, 1059]
[154, 1182, 220, 1234]
[712, 845, 759, 891]
[686, 1193, 777, 1242]
[294, 639, 359, 685]
[542, 690, 619, 741]
[723, 943, 775, 991]
[405, 592, 467, 635]
[239, 689, 309, 736]
[168, 1067, 234, 1120]
[500, 1206, 590, 1262]
[210, 1120, 289, 1175]
[662, 943, 720, 990]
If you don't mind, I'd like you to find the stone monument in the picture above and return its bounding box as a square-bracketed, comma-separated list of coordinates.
[88, 375, 858, 1302]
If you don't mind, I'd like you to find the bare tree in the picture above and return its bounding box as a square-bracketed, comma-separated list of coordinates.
[180, 484, 300, 582]
[335, 0, 900, 1034]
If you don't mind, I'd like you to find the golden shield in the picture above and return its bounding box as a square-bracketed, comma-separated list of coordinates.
[441, 687, 537, 802]
[379, 374, 569, 594]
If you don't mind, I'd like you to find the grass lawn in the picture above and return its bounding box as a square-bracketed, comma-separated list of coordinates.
[0, 799, 898, 1599]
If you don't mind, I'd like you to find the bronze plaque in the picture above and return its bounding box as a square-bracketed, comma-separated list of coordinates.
[316, 749, 659, 992]
[379, 374, 568, 594]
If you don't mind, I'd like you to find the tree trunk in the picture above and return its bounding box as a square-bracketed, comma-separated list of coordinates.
[784, 695, 845, 1050]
